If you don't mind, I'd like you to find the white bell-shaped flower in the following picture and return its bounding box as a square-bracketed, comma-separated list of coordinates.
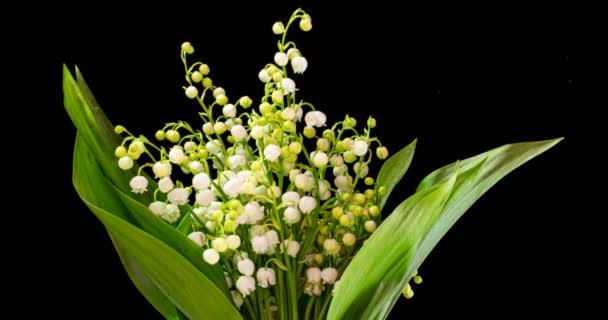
[152, 161, 172, 178]
[283, 207, 301, 224]
[231, 125, 247, 142]
[223, 104, 237, 118]
[236, 276, 256, 296]
[129, 176, 148, 194]
[299, 196, 317, 214]
[321, 267, 338, 284]
[238, 258, 255, 276]
[304, 111, 327, 128]
[263, 144, 281, 162]
[352, 140, 369, 156]
[203, 248, 220, 265]
[169, 148, 186, 164]
[158, 177, 175, 193]
[192, 173, 211, 191]
[306, 267, 322, 284]
[188, 231, 206, 246]
[274, 52, 289, 66]
[256, 268, 277, 288]
[291, 56, 308, 74]
[168, 187, 189, 205]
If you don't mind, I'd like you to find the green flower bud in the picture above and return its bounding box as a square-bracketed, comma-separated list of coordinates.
[198, 148, 209, 159]
[343, 151, 356, 163]
[322, 129, 335, 141]
[414, 275, 423, 284]
[332, 207, 344, 219]
[367, 117, 377, 128]
[272, 21, 285, 34]
[166, 130, 180, 143]
[211, 210, 223, 222]
[283, 120, 296, 133]
[224, 220, 237, 233]
[289, 142, 302, 154]
[313, 253, 324, 265]
[376, 146, 389, 159]
[199, 64, 210, 75]
[303, 126, 316, 138]
[342, 233, 356, 246]
[215, 94, 228, 106]
[271, 90, 283, 104]
[281, 146, 290, 158]
[365, 189, 375, 199]
[299, 15, 312, 31]
[339, 214, 353, 227]
[378, 186, 387, 195]
[155, 130, 166, 141]
[272, 72, 283, 82]
[342, 193, 351, 201]
[364, 220, 377, 233]
[317, 138, 330, 151]
[127, 151, 141, 160]
[115, 146, 127, 158]
[354, 193, 366, 205]
[319, 225, 329, 235]
[185, 86, 198, 99]
[403, 283, 414, 299]
[114, 125, 125, 134]
[267, 65, 280, 76]
[344, 116, 357, 128]
[213, 122, 226, 135]
[316, 234, 326, 246]
[181, 42, 194, 54]
[259, 102, 273, 115]
[364, 177, 374, 186]
[369, 206, 380, 218]
[202, 77, 213, 88]
[239, 96, 252, 108]
[191, 71, 203, 83]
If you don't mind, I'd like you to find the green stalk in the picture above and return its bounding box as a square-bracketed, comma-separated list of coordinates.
[303, 296, 315, 320]
[286, 270, 299, 320]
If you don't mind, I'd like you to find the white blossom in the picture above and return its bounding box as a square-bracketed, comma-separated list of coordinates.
[192, 173, 211, 191]
[152, 161, 172, 178]
[291, 56, 308, 74]
[203, 248, 220, 265]
[162, 204, 181, 223]
[236, 276, 256, 296]
[118, 156, 133, 170]
[283, 207, 301, 224]
[299, 196, 317, 214]
[281, 78, 296, 94]
[251, 235, 269, 254]
[213, 238, 229, 253]
[188, 232, 206, 246]
[188, 161, 203, 173]
[223, 178, 243, 198]
[321, 268, 338, 284]
[263, 144, 281, 162]
[258, 69, 271, 83]
[185, 86, 198, 99]
[148, 201, 166, 216]
[206, 140, 221, 155]
[223, 104, 236, 118]
[168, 188, 189, 205]
[250, 126, 265, 140]
[238, 258, 255, 276]
[243, 201, 264, 224]
[229, 155, 246, 169]
[334, 175, 352, 192]
[195, 190, 214, 207]
[274, 52, 289, 66]
[304, 111, 327, 127]
[323, 239, 341, 256]
[306, 267, 322, 284]
[281, 240, 300, 257]
[256, 268, 276, 288]
[230, 125, 247, 142]
[281, 191, 300, 207]
[158, 177, 175, 193]
[129, 176, 148, 194]
[354, 162, 369, 178]
[352, 140, 369, 156]
[312, 151, 328, 167]
[169, 148, 186, 164]
[227, 235, 241, 250]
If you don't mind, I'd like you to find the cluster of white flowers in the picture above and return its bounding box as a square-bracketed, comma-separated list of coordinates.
[112, 9, 390, 318]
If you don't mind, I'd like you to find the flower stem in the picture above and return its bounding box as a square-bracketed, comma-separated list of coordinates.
[303, 296, 315, 320]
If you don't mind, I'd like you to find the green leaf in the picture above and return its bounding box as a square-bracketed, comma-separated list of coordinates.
[328, 170, 457, 320]
[82, 196, 241, 320]
[63, 65, 140, 199]
[73, 134, 179, 318]
[73, 135, 241, 319]
[407, 138, 564, 280]
[376, 139, 417, 210]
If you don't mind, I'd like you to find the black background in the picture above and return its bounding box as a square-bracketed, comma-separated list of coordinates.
[26, 0, 602, 318]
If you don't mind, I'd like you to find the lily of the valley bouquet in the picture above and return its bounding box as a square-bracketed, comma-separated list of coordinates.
[63, 8, 560, 320]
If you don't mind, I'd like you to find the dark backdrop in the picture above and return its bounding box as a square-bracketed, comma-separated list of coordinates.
[32, 0, 600, 318]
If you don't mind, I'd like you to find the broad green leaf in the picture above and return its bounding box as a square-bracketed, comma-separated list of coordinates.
[407, 138, 563, 280]
[328, 171, 457, 320]
[80, 195, 241, 320]
[74, 135, 240, 319]
[376, 139, 417, 210]
[73, 134, 230, 297]
[63, 65, 143, 199]
[73, 135, 179, 318]
[380, 138, 562, 319]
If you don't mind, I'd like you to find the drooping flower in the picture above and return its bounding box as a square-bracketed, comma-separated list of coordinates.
[129, 176, 148, 193]
[256, 268, 276, 288]
[291, 56, 308, 74]
[304, 111, 327, 127]
[236, 276, 256, 296]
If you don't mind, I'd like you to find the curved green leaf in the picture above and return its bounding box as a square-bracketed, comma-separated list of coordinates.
[328, 171, 457, 320]
[73, 134, 179, 318]
[81, 196, 241, 320]
[408, 138, 563, 279]
[74, 135, 240, 319]
[376, 139, 417, 210]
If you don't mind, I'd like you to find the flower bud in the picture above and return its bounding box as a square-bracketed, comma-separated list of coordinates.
[118, 156, 133, 170]
[271, 90, 284, 104]
[114, 125, 125, 134]
[158, 177, 174, 193]
[166, 130, 180, 143]
[185, 86, 198, 99]
[272, 21, 285, 34]
[202, 77, 213, 88]
[239, 96, 252, 108]
[181, 42, 194, 54]
[299, 15, 312, 31]
[202, 122, 214, 135]
[191, 71, 203, 83]
[342, 233, 356, 246]
[299, 196, 317, 214]
[258, 69, 271, 83]
[274, 52, 289, 66]
[216, 94, 228, 106]
[199, 64, 210, 75]
[223, 104, 236, 118]
[203, 248, 220, 265]
[323, 239, 341, 256]
[376, 146, 389, 159]
[284, 207, 301, 224]
[188, 232, 206, 246]
[303, 126, 316, 138]
[115, 146, 127, 158]
[367, 117, 377, 128]
[352, 140, 369, 156]
[155, 130, 166, 141]
[238, 258, 255, 276]
[213, 238, 229, 253]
